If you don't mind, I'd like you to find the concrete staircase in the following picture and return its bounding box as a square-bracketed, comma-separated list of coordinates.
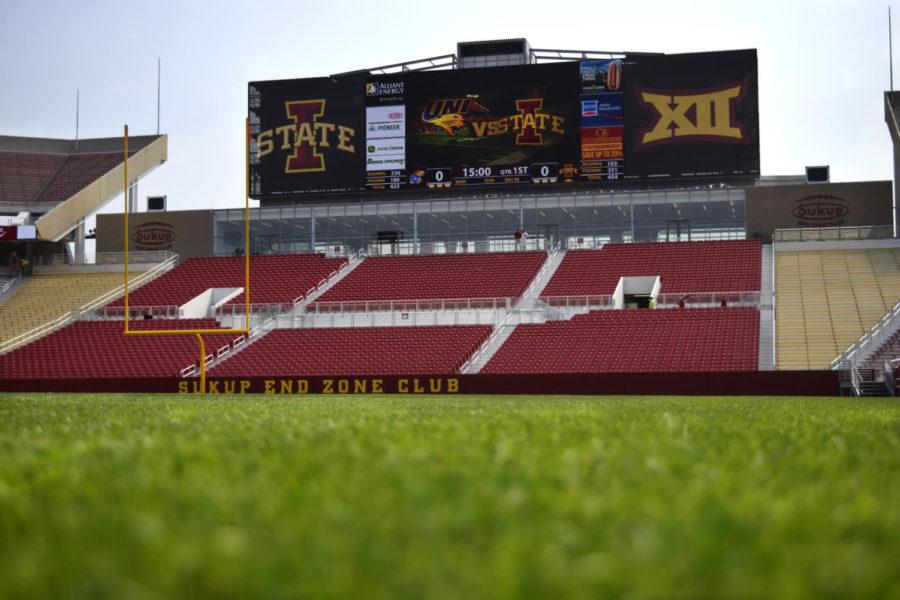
[758, 244, 775, 370]
[462, 247, 567, 374]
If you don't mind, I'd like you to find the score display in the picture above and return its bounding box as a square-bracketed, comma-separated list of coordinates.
[249, 50, 759, 199]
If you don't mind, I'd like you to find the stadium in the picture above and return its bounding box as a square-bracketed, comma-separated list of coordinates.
[1, 17, 899, 598]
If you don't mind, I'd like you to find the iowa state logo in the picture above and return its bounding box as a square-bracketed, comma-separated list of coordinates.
[256, 100, 356, 173]
[635, 81, 747, 149]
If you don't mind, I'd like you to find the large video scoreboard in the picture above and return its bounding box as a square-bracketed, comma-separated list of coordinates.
[249, 49, 758, 199]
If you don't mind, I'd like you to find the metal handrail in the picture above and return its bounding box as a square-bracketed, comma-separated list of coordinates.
[830, 299, 900, 369]
[306, 296, 518, 314]
[34, 250, 176, 266]
[773, 225, 893, 242]
[0, 253, 179, 354]
[538, 294, 616, 309]
[884, 361, 896, 396]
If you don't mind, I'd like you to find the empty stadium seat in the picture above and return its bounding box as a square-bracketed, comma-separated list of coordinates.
[315, 252, 546, 303]
[0, 319, 234, 379]
[776, 248, 900, 369]
[0, 150, 132, 206]
[483, 307, 759, 373]
[110, 254, 346, 307]
[209, 325, 492, 376]
[541, 240, 762, 297]
[0, 273, 127, 343]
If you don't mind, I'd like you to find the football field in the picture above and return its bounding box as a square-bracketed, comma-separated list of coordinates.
[1, 394, 898, 598]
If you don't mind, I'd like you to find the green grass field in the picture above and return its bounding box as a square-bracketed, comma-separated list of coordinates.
[1, 394, 899, 599]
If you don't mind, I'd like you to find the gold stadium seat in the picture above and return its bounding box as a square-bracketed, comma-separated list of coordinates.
[775, 248, 900, 369]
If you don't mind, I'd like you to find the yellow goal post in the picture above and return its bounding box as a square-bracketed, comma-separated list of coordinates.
[122, 120, 253, 393]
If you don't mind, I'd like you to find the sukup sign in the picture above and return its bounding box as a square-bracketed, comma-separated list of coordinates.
[132, 221, 175, 250]
[791, 195, 849, 226]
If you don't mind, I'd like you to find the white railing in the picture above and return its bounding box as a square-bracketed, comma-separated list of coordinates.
[884, 360, 897, 396]
[656, 291, 761, 308]
[460, 312, 514, 374]
[215, 302, 294, 319]
[180, 317, 277, 378]
[293, 308, 505, 329]
[830, 299, 900, 369]
[538, 295, 616, 310]
[292, 250, 362, 305]
[35, 250, 176, 266]
[83, 305, 183, 320]
[565, 237, 607, 250]
[0, 253, 179, 355]
[773, 225, 894, 242]
[367, 236, 550, 256]
[307, 296, 518, 314]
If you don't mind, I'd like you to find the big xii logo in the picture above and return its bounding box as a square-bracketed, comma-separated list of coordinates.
[421, 97, 565, 145]
[256, 100, 357, 173]
[635, 81, 747, 149]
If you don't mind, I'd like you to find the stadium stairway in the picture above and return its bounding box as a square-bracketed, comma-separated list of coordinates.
[758, 244, 775, 370]
[461, 246, 567, 374]
[292, 250, 366, 310]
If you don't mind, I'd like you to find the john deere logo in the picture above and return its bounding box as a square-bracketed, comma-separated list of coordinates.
[132, 221, 175, 249]
[791, 195, 849, 223]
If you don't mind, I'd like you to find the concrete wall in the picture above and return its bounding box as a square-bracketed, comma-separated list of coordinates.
[98, 209, 213, 259]
[746, 180, 893, 242]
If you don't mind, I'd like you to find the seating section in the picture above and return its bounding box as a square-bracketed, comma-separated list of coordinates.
[0, 150, 131, 206]
[483, 308, 759, 373]
[775, 249, 900, 369]
[0, 273, 126, 343]
[0, 319, 234, 379]
[111, 254, 346, 307]
[316, 252, 546, 303]
[541, 240, 762, 297]
[210, 325, 492, 376]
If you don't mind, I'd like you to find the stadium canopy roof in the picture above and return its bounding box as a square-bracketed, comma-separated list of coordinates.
[0, 134, 167, 242]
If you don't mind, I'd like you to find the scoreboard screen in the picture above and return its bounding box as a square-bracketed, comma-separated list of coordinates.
[249, 49, 759, 199]
[403, 62, 580, 190]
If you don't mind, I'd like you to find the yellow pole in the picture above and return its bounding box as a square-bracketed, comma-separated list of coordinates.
[196, 333, 206, 396]
[123, 124, 129, 332]
[245, 118, 251, 333]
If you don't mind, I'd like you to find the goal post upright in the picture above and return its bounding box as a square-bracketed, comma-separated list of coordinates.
[122, 120, 254, 394]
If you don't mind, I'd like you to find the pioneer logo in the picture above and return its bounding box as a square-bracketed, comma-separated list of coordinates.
[132, 222, 175, 250]
[791, 195, 849, 226]
[635, 81, 747, 149]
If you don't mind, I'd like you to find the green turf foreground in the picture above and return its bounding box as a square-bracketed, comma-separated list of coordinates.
[0, 395, 899, 599]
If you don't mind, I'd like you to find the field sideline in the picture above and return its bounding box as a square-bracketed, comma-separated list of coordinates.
[1, 394, 898, 598]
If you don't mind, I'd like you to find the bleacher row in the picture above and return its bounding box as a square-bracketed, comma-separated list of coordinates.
[0, 241, 767, 379]
[0, 150, 131, 206]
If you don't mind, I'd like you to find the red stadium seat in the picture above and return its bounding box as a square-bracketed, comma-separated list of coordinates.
[209, 325, 492, 376]
[315, 252, 546, 303]
[0, 319, 234, 379]
[483, 307, 759, 373]
[541, 240, 762, 297]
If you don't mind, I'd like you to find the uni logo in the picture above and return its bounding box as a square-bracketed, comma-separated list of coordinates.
[635, 81, 747, 149]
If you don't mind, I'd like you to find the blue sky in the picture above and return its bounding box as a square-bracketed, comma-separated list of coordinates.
[0, 0, 895, 213]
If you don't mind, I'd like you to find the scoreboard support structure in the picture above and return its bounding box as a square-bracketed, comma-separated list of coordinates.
[122, 122, 253, 395]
